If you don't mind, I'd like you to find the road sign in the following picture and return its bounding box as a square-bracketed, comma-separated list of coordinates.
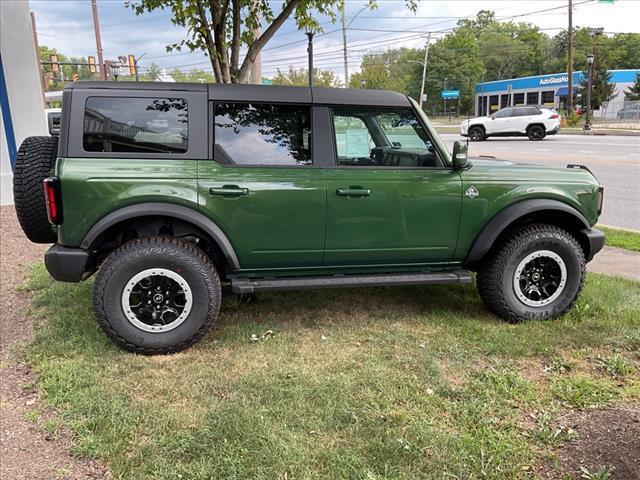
[441, 89, 460, 99]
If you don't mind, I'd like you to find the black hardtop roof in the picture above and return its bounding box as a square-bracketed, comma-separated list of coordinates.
[67, 81, 411, 107]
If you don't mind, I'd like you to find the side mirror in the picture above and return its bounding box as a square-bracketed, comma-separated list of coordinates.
[47, 112, 61, 136]
[452, 140, 468, 169]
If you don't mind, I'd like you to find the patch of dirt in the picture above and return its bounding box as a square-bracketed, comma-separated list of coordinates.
[0, 205, 109, 479]
[541, 406, 640, 479]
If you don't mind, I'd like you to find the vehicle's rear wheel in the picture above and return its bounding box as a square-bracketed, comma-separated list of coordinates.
[527, 125, 545, 141]
[93, 236, 221, 354]
[477, 224, 585, 322]
[468, 126, 486, 141]
[13, 136, 58, 243]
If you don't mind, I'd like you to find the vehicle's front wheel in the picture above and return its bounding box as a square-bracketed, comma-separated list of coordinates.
[93, 236, 221, 354]
[468, 126, 486, 141]
[477, 224, 586, 322]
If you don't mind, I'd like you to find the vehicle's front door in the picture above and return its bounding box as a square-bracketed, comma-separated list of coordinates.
[489, 107, 514, 133]
[323, 106, 462, 266]
[198, 102, 326, 270]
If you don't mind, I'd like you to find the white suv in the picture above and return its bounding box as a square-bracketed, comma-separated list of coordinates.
[460, 106, 561, 141]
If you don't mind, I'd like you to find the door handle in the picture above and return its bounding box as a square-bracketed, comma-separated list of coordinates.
[336, 187, 371, 197]
[209, 185, 249, 196]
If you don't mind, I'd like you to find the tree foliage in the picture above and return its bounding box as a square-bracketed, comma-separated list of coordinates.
[130, 0, 416, 84]
[624, 73, 640, 101]
[272, 66, 342, 87]
[351, 11, 639, 115]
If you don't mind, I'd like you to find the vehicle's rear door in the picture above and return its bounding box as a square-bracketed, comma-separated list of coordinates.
[198, 98, 326, 270]
[322, 105, 462, 266]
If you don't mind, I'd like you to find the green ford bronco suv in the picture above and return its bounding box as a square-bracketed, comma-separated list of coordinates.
[14, 81, 605, 354]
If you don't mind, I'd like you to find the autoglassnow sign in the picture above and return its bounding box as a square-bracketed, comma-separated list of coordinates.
[539, 75, 568, 86]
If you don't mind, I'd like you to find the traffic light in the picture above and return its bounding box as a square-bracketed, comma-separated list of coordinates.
[88, 56, 96, 74]
[128, 55, 136, 76]
[50, 54, 59, 73]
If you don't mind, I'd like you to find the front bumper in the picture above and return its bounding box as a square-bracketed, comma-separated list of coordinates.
[581, 227, 605, 262]
[44, 244, 90, 282]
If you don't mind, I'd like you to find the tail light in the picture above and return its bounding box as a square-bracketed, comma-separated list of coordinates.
[597, 186, 604, 215]
[43, 177, 63, 225]
[549, 113, 559, 119]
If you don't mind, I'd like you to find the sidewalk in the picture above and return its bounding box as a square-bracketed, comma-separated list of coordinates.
[588, 246, 640, 282]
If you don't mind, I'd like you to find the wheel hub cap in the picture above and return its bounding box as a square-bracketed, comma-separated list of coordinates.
[513, 250, 567, 307]
[121, 268, 193, 333]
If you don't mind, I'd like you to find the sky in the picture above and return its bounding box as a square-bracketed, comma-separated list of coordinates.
[29, 0, 640, 82]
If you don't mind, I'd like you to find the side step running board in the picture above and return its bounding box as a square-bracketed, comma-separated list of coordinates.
[230, 270, 473, 294]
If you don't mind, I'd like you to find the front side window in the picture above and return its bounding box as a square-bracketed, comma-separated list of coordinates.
[84, 97, 188, 153]
[214, 103, 311, 166]
[494, 108, 513, 118]
[332, 107, 439, 168]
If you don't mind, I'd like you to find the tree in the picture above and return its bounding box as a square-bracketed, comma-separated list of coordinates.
[578, 65, 615, 110]
[170, 68, 216, 83]
[624, 73, 640, 101]
[130, 0, 417, 84]
[272, 66, 342, 87]
[143, 63, 162, 82]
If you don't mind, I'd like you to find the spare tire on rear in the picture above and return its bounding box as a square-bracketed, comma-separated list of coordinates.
[13, 136, 59, 244]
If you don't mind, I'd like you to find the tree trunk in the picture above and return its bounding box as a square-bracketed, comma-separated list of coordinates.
[237, 0, 301, 83]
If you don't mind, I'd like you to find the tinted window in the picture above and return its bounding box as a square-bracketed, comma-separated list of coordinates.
[84, 97, 188, 153]
[214, 103, 311, 166]
[526, 92, 539, 105]
[541, 90, 555, 105]
[494, 108, 513, 118]
[332, 107, 438, 168]
[513, 93, 525, 105]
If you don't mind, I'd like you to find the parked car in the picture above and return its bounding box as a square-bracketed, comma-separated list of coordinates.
[13, 82, 604, 354]
[616, 103, 640, 120]
[461, 106, 561, 141]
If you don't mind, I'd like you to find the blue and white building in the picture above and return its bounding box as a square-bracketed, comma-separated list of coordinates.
[475, 69, 639, 118]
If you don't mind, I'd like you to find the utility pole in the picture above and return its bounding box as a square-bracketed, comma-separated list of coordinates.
[419, 33, 431, 109]
[91, 0, 106, 80]
[306, 28, 315, 87]
[341, 6, 349, 88]
[341, 4, 368, 88]
[567, 0, 574, 114]
[30, 11, 46, 104]
[443, 78, 447, 117]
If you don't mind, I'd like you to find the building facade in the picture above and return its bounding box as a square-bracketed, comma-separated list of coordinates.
[475, 69, 639, 119]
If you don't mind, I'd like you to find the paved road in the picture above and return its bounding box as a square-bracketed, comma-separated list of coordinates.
[439, 134, 640, 230]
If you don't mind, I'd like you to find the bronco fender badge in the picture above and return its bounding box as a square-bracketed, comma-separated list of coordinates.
[465, 186, 479, 199]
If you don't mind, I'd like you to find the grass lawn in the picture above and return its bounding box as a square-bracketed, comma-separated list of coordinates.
[598, 225, 640, 252]
[25, 265, 639, 479]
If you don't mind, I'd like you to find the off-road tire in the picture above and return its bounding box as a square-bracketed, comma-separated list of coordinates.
[13, 136, 58, 243]
[527, 125, 546, 141]
[93, 236, 221, 354]
[477, 224, 586, 322]
[469, 126, 486, 141]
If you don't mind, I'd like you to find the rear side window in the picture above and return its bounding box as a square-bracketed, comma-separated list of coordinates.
[83, 97, 188, 153]
[214, 103, 311, 166]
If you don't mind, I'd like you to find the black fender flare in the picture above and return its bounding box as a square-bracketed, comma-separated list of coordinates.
[80, 203, 241, 269]
[465, 199, 591, 263]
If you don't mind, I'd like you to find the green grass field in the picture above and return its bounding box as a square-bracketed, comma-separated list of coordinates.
[25, 266, 639, 479]
[598, 225, 640, 252]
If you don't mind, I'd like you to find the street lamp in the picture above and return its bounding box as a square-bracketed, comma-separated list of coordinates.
[584, 53, 594, 132]
[305, 25, 315, 87]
